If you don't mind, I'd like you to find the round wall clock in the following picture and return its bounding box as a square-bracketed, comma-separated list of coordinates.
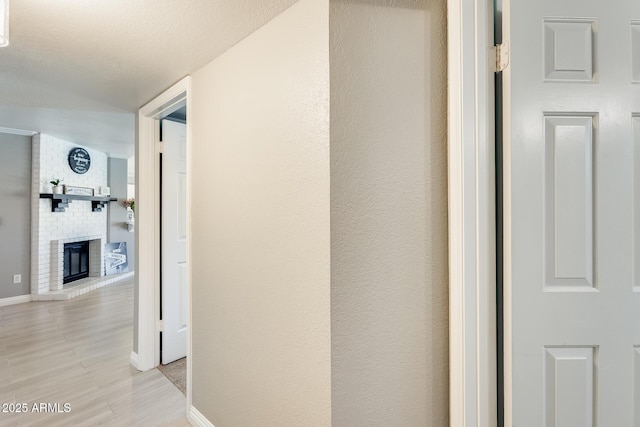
[68, 147, 91, 174]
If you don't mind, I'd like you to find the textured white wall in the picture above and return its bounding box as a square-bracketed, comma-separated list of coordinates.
[329, 0, 449, 425]
[31, 134, 109, 294]
[190, 0, 331, 425]
[189, 0, 447, 424]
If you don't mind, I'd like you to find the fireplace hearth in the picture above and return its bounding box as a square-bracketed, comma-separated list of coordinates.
[63, 241, 90, 284]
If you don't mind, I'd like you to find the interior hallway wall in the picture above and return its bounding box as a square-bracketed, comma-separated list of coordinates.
[190, 0, 331, 425]
[329, 0, 449, 425]
[107, 157, 136, 270]
[0, 133, 32, 298]
[188, 0, 448, 425]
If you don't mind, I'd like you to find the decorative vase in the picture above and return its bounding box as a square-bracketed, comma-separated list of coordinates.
[52, 185, 63, 194]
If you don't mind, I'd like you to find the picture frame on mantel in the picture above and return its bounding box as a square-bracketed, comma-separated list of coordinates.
[64, 185, 94, 196]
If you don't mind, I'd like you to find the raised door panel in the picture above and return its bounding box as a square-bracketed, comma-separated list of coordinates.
[632, 22, 640, 83]
[544, 116, 595, 291]
[635, 347, 640, 426]
[543, 19, 594, 82]
[544, 347, 595, 427]
[635, 116, 640, 291]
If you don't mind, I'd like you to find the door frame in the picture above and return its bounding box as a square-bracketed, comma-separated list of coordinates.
[133, 76, 193, 411]
[447, 0, 499, 425]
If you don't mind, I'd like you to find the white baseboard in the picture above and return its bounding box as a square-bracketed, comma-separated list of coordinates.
[0, 294, 32, 307]
[130, 351, 141, 371]
[189, 406, 215, 427]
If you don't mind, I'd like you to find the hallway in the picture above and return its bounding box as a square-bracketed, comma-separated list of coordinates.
[0, 279, 189, 426]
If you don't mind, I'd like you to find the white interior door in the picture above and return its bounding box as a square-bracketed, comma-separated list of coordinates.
[507, 0, 640, 424]
[161, 119, 188, 364]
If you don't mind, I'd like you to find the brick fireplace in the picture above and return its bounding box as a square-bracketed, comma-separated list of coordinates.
[31, 134, 108, 296]
[51, 236, 105, 290]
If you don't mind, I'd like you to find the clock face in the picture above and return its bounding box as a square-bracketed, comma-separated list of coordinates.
[68, 148, 91, 174]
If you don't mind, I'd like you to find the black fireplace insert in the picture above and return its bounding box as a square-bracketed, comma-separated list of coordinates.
[63, 241, 89, 284]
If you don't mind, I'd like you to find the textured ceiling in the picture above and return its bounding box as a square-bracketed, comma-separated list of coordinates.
[0, 0, 299, 158]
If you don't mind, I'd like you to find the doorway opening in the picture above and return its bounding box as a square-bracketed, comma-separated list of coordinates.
[135, 76, 192, 410]
[157, 112, 188, 396]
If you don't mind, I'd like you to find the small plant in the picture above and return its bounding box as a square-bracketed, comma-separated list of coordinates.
[50, 178, 63, 186]
[123, 198, 135, 212]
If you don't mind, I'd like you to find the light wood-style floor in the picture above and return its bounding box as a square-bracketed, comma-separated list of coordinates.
[0, 278, 190, 426]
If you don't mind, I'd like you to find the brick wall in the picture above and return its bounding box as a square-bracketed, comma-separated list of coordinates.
[31, 134, 109, 294]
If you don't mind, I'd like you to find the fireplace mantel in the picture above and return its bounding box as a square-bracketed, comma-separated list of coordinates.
[40, 193, 118, 213]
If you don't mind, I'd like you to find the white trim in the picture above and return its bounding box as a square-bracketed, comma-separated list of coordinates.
[0, 126, 37, 136]
[185, 81, 194, 419]
[135, 76, 192, 417]
[129, 351, 140, 370]
[135, 100, 160, 372]
[189, 406, 215, 427]
[0, 294, 31, 307]
[448, 0, 497, 425]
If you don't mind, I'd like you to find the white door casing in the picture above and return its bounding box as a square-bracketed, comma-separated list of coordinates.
[135, 77, 191, 419]
[505, 0, 640, 425]
[447, 0, 497, 425]
[161, 119, 188, 364]
[136, 78, 190, 371]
